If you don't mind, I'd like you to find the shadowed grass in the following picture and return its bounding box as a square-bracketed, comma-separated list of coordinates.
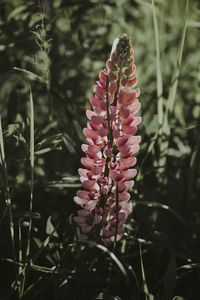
[0, 117, 17, 274]
[20, 85, 35, 297]
[139, 243, 154, 300]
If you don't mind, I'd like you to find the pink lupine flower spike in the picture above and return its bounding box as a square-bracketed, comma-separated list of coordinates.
[74, 34, 142, 243]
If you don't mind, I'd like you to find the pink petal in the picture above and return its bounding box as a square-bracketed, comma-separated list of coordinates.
[88, 144, 101, 153]
[120, 201, 132, 212]
[123, 90, 137, 103]
[89, 121, 101, 131]
[94, 84, 106, 98]
[106, 59, 111, 69]
[74, 215, 86, 224]
[99, 126, 107, 137]
[86, 110, 95, 120]
[78, 168, 88, 177]
[118, 211, 127, 220]
[110, 169, 118, 179]
[118, 182, 126, 192]
[126, 136, 141, 145]
[78, 210, 90, 217]
[81, 157, 94, 169]
[109, 82, 117, 94]
[120, 157, 137, 169]
[130, 144, 140, 155]
[81, 225, 92, 233]
[121, 76, 129, 87]
[91, 115, 102, 125]
[131, 116, 142, 126]
[122, 124, 137, 135]
[81, 144, 88, 152]
[128, 101, 141, 114]
[116, 136, 128, 147]
[105, 148, 112, 157]
[85, 200, 98, 210]
[124, 180, 134, 190]
[90, 96, 99, 108]
[94, 214, 102, 224]
[122, 169, 137, 179]
[93, 165, 103, 175]
[83, 128, 98, 139]
[122, 117, 134, 126]
[85, 151, 96, 160]
[127, 77, 137, 87]
[77, 190, 90, 199]
[118, 144, 131, 157]
[100, 101, 107, 111]
[126, 64, 136, 76]
[82, 180, 95, 190]
[108, 71, 117, 82]
[74, 197, 88, 207]
[120, 108, 130, 119]
[99, 69, 107, 83]
[119, 192, 130, 201]
[113, 129, 120, 138]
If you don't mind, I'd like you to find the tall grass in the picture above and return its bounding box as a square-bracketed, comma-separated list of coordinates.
[0, 118, 16, 265]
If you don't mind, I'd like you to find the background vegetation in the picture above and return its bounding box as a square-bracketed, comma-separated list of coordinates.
[0, 0, 200, 299]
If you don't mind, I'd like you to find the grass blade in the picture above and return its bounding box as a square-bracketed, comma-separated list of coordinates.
[26, 85, 34, 260]
[0, 117, 16, 264]
[133, 201, 188, 229]
[80, 240, 135, 300]
[159, 0, 189, 172]
[152, 0, 164, 126]
[139, 243, 155, 300]
[20, 85, 35, 297]
[166, 0, 189, 115]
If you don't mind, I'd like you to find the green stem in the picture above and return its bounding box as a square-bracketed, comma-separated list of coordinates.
[114, 179, 119, 249]
[0, 117, 19, 295]
[20, 86, 35, 298]
[0, 119, 16, 255]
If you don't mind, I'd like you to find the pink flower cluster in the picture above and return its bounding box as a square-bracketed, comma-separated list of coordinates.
[74, 34, 141, 242]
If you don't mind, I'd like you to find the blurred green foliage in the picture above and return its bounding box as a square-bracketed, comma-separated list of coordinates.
[0, 0, 200, 299]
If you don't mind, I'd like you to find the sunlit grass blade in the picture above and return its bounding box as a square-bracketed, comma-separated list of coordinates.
[151, 0, 163, 126]
[46, 180, 81, 189]
[177, 263, 200, 272]
[13, 67, 44, 83]
[177, 263, 200, 282]
[166, 0, 189, 115]
[159, 0, 189, 172]
[2, 258, 59, 274]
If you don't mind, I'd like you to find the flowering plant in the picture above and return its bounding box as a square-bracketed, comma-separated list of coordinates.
[74, 34, 141, 243]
